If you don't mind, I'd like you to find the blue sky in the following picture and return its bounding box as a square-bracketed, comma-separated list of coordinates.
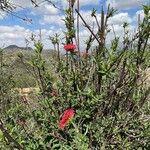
[0, 0, 149, 49]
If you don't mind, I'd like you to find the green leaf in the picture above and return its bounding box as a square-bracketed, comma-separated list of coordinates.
[0, 130, 4, 141]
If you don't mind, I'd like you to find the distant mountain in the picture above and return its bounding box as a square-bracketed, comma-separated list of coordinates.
[4, 45, 32, 51]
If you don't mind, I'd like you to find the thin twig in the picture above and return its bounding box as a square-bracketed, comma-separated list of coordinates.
[75, 9, 101, 45]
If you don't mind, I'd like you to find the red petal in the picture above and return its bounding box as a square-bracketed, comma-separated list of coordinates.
[59, 108, 75, 129]
[64, 44, 76, 52]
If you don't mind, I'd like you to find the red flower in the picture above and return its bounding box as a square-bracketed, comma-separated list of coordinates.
[59, 108, 75, 130]
[64, 44, 76, 52]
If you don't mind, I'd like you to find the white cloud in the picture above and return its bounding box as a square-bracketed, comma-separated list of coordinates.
[40, 9, 98, 27]
[32, 3, 59, 15]
[44, 4, 59, 15]
[106, 0, 149, 9]
[108, 12, 132, 25]
[0, 25, 31, 47]
[10, 0, 100, 12]
[10, 0, 33, 9]
[40, 14, 64, 25]
[60, 0, 99, 7]
[79, 0, 99, 6]
[0, 25, 64, 49]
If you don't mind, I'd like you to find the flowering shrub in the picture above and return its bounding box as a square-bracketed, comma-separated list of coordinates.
[0, 2, 150, 150]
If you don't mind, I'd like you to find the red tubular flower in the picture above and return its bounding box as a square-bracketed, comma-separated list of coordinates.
[59, 108, 75, 130]
[64, 44, 76, 52]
